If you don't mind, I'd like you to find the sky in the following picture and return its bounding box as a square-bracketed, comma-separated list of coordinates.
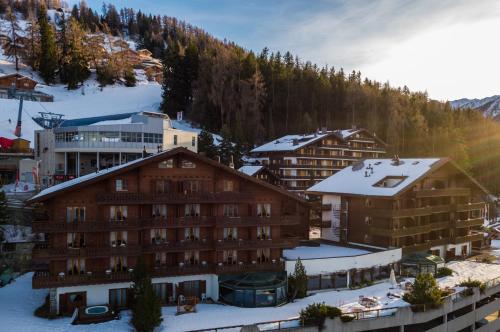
[71, 0, 500, 101]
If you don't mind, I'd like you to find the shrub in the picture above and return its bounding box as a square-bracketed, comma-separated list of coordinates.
[458, 279, 486, 294]
[436, 267, 453, 278]
[124, 68, 136, 87]
[402, 273, 444, 310]
[340, 315, 355, 323]
[299, 302, 341, 328]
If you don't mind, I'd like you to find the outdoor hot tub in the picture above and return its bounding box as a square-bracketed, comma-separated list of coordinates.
[85, 305, 109, 315]
[72, 305, 119, 325]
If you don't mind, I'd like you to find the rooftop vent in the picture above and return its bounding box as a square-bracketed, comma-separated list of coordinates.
[412, 161, 420, 165]
[292, 139, 299, 146]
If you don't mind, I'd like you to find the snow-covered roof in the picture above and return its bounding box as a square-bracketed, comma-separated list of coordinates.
[307, 158, 443, 197]
[60, 112, 138, 127]
[336, 128, 361, 139]
[251, 132, 331, 153]
[283, 244, 371, 260]
[30, 153, 157, 201]
[238, 165, 264, 176]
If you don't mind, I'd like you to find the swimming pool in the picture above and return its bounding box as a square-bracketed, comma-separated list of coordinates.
[85, 305, 109, 315]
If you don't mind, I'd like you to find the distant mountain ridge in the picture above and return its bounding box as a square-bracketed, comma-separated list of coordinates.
[451, 95, 500, 120]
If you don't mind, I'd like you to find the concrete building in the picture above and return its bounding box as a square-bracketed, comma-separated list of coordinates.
[34, 111, 198, 188]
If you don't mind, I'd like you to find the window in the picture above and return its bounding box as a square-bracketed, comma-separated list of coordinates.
[365, 198, 372, 207]
[144, 133, 163, 143]
[223, 204, 239, 217]
[158, 159, 174, 169]
[223, 227, 238, 240]
[256, 248, 270, 263]
[155, 252, 167, 266]
[191, 136, 196, 147]
[222, 180, 234, 192]
[110, 256, 127, 272]
[184, 204, 200, 217]
[67, 258, 85, 275]
[121, 132, 142, 143]
[66, 207, 85, 222]
[115, 179, 127, 191]
[67, 233, 85, 248]
[109, 288, 128, 308]
[257, 203, 271, 217]
[110, 231, 127, 246]
[223, 250, 237, 264]
[110, 206, 127, 221]
[181, 159, 196, 168]
[184, 250, 199, 265]
[183, 180, 200, 194]
[364, 216, 372, 225]
[155, 179, 171, 194]
[151, 229, 167, 244]
[257, 226, 271, 240]
[152, 283, 171, 303]
[184, 227, 200, 241]
[152, 204, 167, 218]
[173, 135, 178, 145]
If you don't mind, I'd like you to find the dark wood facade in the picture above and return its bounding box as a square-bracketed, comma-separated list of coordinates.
[0, 73, 38, 90]
[252, 129, 386, 193]
[31, 148, 310, 289]
[318, 161, 488, 258]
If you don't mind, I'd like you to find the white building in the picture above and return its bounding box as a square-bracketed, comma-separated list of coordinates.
[35, 111, 198, 188]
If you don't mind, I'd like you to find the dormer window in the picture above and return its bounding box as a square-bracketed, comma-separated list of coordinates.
[373, 176, 407, 188]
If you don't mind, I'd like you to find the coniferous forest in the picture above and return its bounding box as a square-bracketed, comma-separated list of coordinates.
[1, 1, 499, 193]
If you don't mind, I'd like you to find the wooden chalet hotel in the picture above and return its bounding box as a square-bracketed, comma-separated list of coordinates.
[250, 128, 387, 193]
[29, 147, 310, 315]
[307, 157, 489, 261]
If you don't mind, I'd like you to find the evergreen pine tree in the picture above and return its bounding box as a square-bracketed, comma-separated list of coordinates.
[0, 188, 7, 224]
[292, 258, 308, 299]
[38, 5, 58, 84]
[131, 257, 162, 332]
[198, 130, 217, 159]
[24, 9, 40, 70]
[3, 7, 24, 71]
[63, 18, 90, 89]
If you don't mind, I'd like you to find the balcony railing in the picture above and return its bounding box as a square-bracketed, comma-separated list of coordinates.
[32, 219, 141, 233]
[143, 216, 216, 228]
[402, 242, 431, 254]
[96, 192, 255, 204]
[143, 239, 214, 253]
[429, 221, 450, 230]
[415, 188, 470, 198]
[215, 261, 284, 274]
[452, 233, 484, 244]
[215, 237, 299, 250]
[32, 244, 141, 260]
[371, 224, 432, 238]
[215, 216, 301, 227]
[456, 202, 486, 212]
[369, 207, 433, 219]
[455, 218, 483, 228]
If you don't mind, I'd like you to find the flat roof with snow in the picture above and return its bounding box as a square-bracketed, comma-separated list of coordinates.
[307, 158, 443, 197]
[251, 132, 331, 153]
[238, 165, 264, 176]
[283, 244, 372, 260]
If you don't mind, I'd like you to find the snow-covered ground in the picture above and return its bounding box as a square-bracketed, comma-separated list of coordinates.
[2, 260, 498, 332]
[0, 224, 34, 242]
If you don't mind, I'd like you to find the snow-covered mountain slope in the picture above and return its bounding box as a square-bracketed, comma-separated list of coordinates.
[450, 95, 500, 120]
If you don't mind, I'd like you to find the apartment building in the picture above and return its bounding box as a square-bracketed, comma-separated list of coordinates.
[250, 128, 386, 193]
[29, 147, 310, 315]
[307, 157, 489, 259]
[34, 111, 198, 188]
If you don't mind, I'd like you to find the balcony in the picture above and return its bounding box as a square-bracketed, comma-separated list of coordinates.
[32, 244, 141, 260]
[215, 216, 301, 227]
[402, 242, 431, 254]
[452, 233, 484, 244]
[429, 221, 450, 230]
[32, 219, 140, 233]
[370, 224, 431, 237]
[33, 264, 213, 289]
[369, 207, 433, 218]
[215, 261, 284, 274]
[455, 218, 483, 228]
[96, 192, 254, 204]
[456, 202, 485, 212]
[415, 188, 470, 198]
[215, 237, 299, 250]
[143, 239, 214, 253]
[144, 216, 216, 228]
[429, 237, 450, 247]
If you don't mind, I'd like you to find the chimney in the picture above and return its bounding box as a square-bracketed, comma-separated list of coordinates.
[142, 146, 147, 158]
[321, 126, 327, 134]
[217, 156, 221, 163]
[229, 155, 235, 169]
[292, 139, 299, 146]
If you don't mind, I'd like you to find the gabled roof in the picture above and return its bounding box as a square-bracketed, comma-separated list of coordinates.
[238, 165, 264, 176]
[29, 147, 308, 204]
[307, 158, 490, 198]
[0, 73, 38, 83]
[251, 128, 386, 154]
